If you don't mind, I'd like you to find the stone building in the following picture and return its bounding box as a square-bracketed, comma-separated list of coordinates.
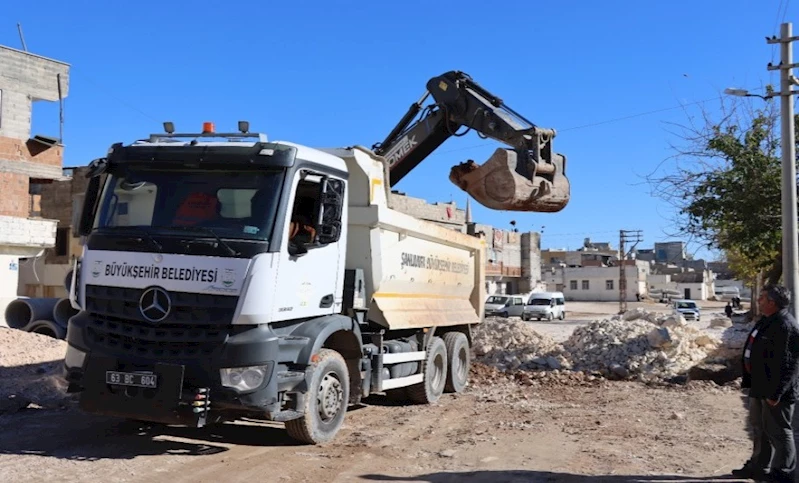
[0, 45, 70, 320]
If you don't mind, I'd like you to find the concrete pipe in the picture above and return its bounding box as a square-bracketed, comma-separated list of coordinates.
[27, 319, 67, 340]
[53, 298, 79, 328]
[4, 298, 61, 330]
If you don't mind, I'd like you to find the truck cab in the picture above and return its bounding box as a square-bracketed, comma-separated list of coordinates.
[61, 122, 487, 445]
[522, 291, 565, 321]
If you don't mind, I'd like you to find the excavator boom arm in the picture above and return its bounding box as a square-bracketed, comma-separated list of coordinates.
[373, 71, 570, 213]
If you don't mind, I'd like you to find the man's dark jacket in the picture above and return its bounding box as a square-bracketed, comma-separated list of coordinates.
[741, 308, 799, 402]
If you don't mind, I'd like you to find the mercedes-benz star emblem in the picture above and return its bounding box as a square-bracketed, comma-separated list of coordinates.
[139, 287, 171, 323]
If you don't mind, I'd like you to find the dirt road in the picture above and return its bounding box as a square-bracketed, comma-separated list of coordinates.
[0, 363, 753, 483]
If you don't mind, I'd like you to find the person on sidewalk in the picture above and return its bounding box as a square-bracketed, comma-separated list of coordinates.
[732, 284, 799, 482]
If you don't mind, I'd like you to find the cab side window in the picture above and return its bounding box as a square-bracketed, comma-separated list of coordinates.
[289, 179, 321, 245]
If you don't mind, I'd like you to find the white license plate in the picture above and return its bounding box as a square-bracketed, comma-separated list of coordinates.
[105, 371, 158, 388]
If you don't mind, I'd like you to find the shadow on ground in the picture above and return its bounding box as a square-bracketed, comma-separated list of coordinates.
[0, 407, 304, 461]
[359, 470, 752, 483]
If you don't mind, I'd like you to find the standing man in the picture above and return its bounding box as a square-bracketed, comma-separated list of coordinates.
[732, 284, 799, 482]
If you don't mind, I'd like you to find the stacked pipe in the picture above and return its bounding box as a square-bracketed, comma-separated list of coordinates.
[3, 296, 77, 340]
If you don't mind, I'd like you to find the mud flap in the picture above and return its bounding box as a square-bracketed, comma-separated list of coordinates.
[449, 148, 570, 212]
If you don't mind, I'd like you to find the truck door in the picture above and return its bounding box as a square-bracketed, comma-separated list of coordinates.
[271, 171, 345, 321]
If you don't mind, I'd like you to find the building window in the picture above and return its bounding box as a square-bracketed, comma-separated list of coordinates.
[570, 280, 577, 290]
[29, 181, 43, 218]
[606, 280, 614, 290]
[55, 227, 69, 256]
[582, 280, 589, 290]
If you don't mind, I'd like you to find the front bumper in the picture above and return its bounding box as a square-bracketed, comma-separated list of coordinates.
[63, 312, 308, 426]
[524, 310, 549, 318]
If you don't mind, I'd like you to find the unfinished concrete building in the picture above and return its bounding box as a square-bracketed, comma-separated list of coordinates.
[0, 45, 70, 321]
[17, 166, 88, 298]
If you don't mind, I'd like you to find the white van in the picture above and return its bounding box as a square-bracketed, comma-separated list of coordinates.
[522, 291, 566, 321]
[484, 294, 526, 318]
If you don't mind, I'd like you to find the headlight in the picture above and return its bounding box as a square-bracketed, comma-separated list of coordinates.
[220, 364, 272, 392]
[64, 345, 87, 369]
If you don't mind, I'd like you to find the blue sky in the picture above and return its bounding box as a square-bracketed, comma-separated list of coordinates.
[3, 0, 795, 261]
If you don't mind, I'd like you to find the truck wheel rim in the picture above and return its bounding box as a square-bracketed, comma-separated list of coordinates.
[318, 373, 343, 422]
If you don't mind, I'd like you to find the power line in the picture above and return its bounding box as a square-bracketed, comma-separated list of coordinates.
[71, 67, 160, 123]
[426, 85, 771, 157]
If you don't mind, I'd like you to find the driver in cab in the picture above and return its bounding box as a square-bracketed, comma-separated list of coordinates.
[289, 196, 317, 245]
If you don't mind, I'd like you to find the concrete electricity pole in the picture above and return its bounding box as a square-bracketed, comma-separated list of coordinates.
[725, 22, 799, 320]
[618, 229, 643, 314]
[771, 23, 799, 320]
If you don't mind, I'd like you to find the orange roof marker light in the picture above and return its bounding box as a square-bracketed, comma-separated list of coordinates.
[202, 122, 215, 134]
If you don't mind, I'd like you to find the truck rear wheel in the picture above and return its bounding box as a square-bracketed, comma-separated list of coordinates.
[407, 336, 447, 404]
[443, 332, 470, 393]
[285, 348, 349, 445]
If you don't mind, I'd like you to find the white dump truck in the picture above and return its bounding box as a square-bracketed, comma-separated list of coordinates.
[62, 71, 570, 444]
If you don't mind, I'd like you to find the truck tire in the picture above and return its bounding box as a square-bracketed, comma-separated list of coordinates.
[285, 348, 349, 445]
[407, 336, 447, 405]
[443, 332, 470, 393]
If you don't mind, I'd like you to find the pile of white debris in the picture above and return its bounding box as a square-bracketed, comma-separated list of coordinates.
[472, 307, 749, 380]
[471, 318, 568, 371]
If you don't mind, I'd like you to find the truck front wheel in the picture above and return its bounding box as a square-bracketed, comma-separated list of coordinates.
[407, 336, 448, 404]
[285, 348, 349, 445]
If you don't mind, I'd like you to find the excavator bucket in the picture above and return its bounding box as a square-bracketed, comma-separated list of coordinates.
[449, 148, 571, 212]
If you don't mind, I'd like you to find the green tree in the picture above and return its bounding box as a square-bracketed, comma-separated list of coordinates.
[645, 87, 794, 286]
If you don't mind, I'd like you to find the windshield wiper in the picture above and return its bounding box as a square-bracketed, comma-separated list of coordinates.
[151, 225, 240, 256]
[99, 226, 163, 252]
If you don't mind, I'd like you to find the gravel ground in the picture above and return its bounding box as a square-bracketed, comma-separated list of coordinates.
[0, 301, 761, 482]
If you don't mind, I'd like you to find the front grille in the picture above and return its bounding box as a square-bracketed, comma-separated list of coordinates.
[84, 284, 239, 359]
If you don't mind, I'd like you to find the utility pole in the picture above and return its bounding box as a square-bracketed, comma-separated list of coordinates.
[767, 23, 799, 320]
[619, 229, 643, 314]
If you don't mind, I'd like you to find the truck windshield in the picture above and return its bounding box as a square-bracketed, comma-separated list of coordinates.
[94, 169, 283, 241]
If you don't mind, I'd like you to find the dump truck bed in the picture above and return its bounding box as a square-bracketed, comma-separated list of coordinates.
[320, 146, 486, 331]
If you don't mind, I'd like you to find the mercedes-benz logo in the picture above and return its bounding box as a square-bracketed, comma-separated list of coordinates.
[139, 287, 171, 323]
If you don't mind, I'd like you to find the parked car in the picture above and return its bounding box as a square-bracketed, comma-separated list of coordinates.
[672, 299, 701, 321]
[522, 291, 566, 321]
[484, 294, 526, 318]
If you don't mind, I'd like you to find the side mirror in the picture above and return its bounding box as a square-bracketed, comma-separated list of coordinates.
[85, 157, 108, 178]
[77, 158, 107, 237]
[317, 177, 345, 244]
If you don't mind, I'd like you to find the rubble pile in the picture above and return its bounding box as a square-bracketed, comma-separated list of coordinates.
[471, 317, 569, 371]
[475, 307, 732, 381]
[562, 314, 720, 379]
[0, 326, 73, 414]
